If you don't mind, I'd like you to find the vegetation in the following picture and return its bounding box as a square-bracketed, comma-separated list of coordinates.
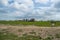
[0, 19, 60, 40]
[0, 30, 53, 40]
[55, 33, 60, 38]
[0, 29, 18, 40]
[0, 28, 60, 40]
[0, 20, 60, 27]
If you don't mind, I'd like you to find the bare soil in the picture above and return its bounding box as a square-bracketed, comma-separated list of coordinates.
[0, 25, 60, 40]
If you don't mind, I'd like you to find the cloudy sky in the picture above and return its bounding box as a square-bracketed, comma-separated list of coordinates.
[0, 0, 60, 21]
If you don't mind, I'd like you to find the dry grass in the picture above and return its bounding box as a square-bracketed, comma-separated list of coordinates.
[0, 25, 60, 40]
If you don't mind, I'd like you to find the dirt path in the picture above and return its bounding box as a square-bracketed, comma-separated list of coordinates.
[0, 25, 60, 40]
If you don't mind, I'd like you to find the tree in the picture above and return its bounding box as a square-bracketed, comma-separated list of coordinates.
[29, 18, 35, 22]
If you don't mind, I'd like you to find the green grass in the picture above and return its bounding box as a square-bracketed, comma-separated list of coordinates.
[0, 20, 60, 27]
[55, 33, 60, 38]
[0, 30, 18, 40]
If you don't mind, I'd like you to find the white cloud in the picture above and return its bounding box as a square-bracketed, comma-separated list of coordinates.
[0, 0, 60, 20]
[35, 0, 49, 3]
[0, 0, 8, 6]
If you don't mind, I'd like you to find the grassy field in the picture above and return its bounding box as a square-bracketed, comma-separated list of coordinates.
[0, 20, 60, 27]
[0, 20, 60, 40]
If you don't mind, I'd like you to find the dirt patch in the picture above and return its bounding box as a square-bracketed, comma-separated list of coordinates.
[0, 25, 60, 40]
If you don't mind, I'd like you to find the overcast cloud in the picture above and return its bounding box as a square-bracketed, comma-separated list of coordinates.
[0, 0, 60, 21]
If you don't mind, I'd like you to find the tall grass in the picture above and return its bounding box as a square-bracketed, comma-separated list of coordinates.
[0, 20, 60, 27]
